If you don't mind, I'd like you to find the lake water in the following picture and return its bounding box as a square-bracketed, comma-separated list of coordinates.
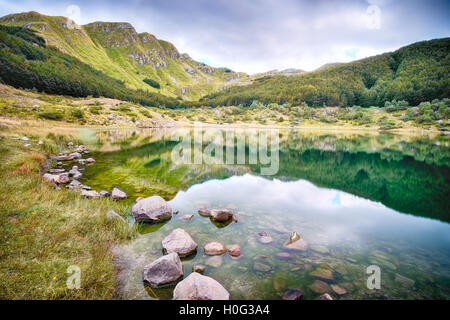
[81, 127, 450, 300]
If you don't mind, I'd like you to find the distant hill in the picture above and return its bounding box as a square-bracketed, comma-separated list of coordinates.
[315, 62, 345, 71]
[0, 11, 247, 100]
[206, 38, 450, 108]
[0, 24, 201, 108]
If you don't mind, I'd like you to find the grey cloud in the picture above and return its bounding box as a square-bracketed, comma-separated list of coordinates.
[0, 0, 449, 73]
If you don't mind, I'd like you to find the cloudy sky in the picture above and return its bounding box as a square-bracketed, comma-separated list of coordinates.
[0, 0, 449, 74]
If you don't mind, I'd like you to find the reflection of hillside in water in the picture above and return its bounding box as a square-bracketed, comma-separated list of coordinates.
[83, 128, 450, 222]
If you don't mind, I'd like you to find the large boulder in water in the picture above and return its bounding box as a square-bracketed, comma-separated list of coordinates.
[204, 242, 227, 256]
[162, 228, 197, 257]
[173, 272, 230, 300]
[142, 252, 183, 288]
[131, 195, 172, 223]
[210, 209, 234, 222]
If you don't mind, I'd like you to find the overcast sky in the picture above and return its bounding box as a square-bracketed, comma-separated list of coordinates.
[0, 0, 449, 74]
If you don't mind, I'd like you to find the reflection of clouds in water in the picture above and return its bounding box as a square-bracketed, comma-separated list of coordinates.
[170, 174, 450, 248]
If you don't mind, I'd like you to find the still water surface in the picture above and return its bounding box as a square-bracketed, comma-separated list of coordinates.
[80, 128, 450, 299]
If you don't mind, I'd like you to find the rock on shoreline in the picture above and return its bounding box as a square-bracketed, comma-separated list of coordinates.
[173, 272, 230, 300]
[131, 195, 172, 223]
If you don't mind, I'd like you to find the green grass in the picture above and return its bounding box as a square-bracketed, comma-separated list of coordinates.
[0, 127, 137, 299]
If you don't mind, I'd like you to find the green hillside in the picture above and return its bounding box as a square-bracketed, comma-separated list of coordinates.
[0, 11, 247, 100]
[206, 38, 450, 108]
[0, 24, 188, 108]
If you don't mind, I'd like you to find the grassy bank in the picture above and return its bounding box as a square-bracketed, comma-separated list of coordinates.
[1, 84, 448, 133]
[0, 120, 136, 299]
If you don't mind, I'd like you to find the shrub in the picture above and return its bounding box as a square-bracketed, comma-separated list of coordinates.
[89, 106, 102, 115]
[71, 108, 84, 119]
[143, 78, 161, 89]
[38, 111, 64, 121]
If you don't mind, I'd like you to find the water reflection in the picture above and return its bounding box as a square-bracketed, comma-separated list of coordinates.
[81, 128, 450, 300]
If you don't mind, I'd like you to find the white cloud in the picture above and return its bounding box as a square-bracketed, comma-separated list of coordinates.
[0, 0, 448, 74]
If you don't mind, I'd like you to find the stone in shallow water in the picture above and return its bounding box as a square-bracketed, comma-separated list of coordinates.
[173, 272, 230, 300]
[205, 255, 222, 268]
[395, 274, 415, 287]
[198, 207, 212, 217]
[227, 245, 242, 258]
[283, 231, 308, 251]
[131, 195, 172, 223]
[310, 245, 330, 254]
[180, 214, 194, 221]
[331, 284, 347, 295]
[319, 293, 333, 300]
[308, 280, 331, 294]
[204, 242, 227, 256]
[282, 288, 304, 300]
[252, 255, 273, 272]
[142, 252, 183, 288]
[256, 231, 275, 244]
[210, 209, 234, 222]
[276, 252, 292, 260]
[309, 266, 334, 281]
[192, 265, 206, 274]
[162, 228, 198, 257]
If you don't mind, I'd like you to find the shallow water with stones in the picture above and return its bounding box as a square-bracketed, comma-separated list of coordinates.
[79, 127, 450, 300]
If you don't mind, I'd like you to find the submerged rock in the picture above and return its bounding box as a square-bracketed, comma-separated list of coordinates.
[283, 231, 308, 251]
[330, 284, 347, 295]
[310, 245, 330, 254]
[227, 245, 242, 258]
[309, 266, 334, 281]
[205, 255, 222, 268]
[256, 231, 275, 244]
[319, 293, 333, 300]
[308, 280, 331, 294]
[253, 255, 273, 272]
[131, 195, 172, 223]
[142, 252, 183, 288]
[192, 265, 206, 274]
[173, 272, 230, 300]
[111, 187, 127, 200]
[204, 242, 227, 256]
[276, 252, 292, 261]
[162, 228, 197, 257]
[180, 214, 194, 221]
[282, 288, 304, 300]
[395, 274, 415, 287]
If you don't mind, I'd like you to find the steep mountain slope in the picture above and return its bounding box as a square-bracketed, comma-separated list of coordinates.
[206, 38, 450, 108]
[0, 24, 189, 108]
[0, 11, 247, 100]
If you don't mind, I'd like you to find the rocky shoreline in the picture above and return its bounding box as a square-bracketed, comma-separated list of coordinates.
[40, 142, 337, 300]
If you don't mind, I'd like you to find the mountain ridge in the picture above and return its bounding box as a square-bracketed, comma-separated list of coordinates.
[0, 11, 248, 100]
